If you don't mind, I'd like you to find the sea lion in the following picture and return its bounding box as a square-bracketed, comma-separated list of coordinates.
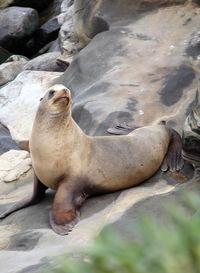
[0, 84, 184, 235]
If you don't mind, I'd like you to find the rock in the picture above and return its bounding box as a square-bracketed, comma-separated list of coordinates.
[0, 47, 11, 65]
[0, 58, 28, 86]
[61, 0, 74, 13]
[58, 0, 78, 58]
[5, 55, 29, 63]
[24, 17, 60, 57]
[0, 123, 19, 155]
[0, 150, 31, 183]
[0, 70, 63, 146]
[0, 7, 39, 54]
[182, 86, 200, 166]
[0, 0, 12, 9]
[48, 39, 61, 53]
[60, 2, 200, 137]
[23, 52, 65, 72]
[0, 162, 195, 273]
[73, 0, 191, 50]
[1, 1, 200, 272]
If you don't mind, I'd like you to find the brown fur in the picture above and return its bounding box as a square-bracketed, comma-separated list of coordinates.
[0, 84, 183, 235]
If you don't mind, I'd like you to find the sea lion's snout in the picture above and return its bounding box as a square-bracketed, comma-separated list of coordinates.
[47, 85, 71, 106]
[53, 89, 70, 105]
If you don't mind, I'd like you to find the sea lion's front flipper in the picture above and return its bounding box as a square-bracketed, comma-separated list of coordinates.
[161, 127, 184, 172]
[50, 179, 85, 235]
[0, 173, 48, 219]
[107, 124, 140, 135]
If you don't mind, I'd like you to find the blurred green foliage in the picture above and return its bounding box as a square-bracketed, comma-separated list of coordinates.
[45, 193, 200, 273]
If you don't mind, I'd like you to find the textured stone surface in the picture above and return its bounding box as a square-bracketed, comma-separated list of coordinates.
[63, 2, 200, 137]
[0, 164, 195, 273]
[24, 17, 60, 57]
[183, 86, 200, 166]
[23, 52, 64, 72]
[0, 123, 19, 155]
[0, 59, 28, 86]
[0, 1, 200, 273]
[0, 7, 39, 53]
[0, 150, 31, 183]
[0, 47, 11, 65]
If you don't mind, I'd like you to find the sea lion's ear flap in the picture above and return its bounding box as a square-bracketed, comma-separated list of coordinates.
[40, 97, 44, 101]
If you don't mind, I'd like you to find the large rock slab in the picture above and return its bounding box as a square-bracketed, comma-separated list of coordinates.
[73, 0, 188, 49]
[0, 70, 63, 146]
[62, 1, 200, 137]
[0, 1, 200, 273]
[0, 166, 195, 273]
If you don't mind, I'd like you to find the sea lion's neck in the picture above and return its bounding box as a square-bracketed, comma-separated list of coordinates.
[32, 108, 87, 143]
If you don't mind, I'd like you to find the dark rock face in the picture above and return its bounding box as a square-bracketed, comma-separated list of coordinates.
[9, 0, 53, 12]
[0, 47, 11, 65]
[7, 230, 42, 251]
[24, 17, 60, 57]
[0, 7, 39, 54]
[160, 66, 196, 106]
[0, 123, 19, 155]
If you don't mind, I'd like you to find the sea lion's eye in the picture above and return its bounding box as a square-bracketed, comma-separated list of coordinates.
[48, 90, 55, 99]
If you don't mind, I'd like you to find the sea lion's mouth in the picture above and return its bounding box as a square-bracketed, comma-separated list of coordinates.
[54, 96, 69, 104]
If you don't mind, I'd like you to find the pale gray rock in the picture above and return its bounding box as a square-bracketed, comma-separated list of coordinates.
[0, 165, 195, 273]
[0, 59, 28, 86]
[0, 150, 31, 183]
[0, 70, 63, 147]
[23, 52, 64, 72]
[0, 7, 39, 53]
[48, 39, 61, 52]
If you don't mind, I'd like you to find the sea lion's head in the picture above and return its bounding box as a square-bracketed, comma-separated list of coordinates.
[38, 84, 72, 118]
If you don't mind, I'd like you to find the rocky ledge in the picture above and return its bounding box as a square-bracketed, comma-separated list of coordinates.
[1, 0, 200, 272]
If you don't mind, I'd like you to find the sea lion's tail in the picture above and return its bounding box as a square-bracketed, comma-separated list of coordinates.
[161, 127, 184, 172]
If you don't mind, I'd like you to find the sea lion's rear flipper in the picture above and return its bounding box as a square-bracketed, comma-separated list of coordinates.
[107, 124, 140, 135]
[50, 179, 85, 235]
[0, 174, 47, 219]
[161, 127, 184, 172]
